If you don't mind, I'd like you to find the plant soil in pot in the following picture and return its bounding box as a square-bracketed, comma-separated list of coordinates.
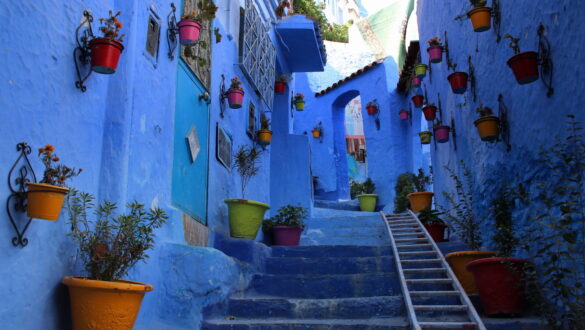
[507, 51, 539, 84]
[467, 7, 492, 32]
[467, 257, 527, 315]
[90, 38, 124, 74]
[412, 95, 424, 108]
[434, 125, 450, 143]
[178, 19, 202, 45]
[422, 105, 437, 121]
[447, 72, 468, 94]
[271, 226, 303, 246]
[399, 109, 409, 120]
[415, 64, 427, 78]
[445, 251, 496, 293]
[418, 131, 432, 144]
[407, 192, 433, 213]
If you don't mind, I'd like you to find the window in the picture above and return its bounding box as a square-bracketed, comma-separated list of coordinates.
[144, 11, 160, 66]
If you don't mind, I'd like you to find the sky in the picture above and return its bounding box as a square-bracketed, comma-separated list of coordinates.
[358, 0, 404, 17]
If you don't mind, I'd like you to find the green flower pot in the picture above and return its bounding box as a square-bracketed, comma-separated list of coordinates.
[225, 199, 270, 239]
[295, 101, 305, 111]
[357, 194, 378, 212]
[414, 64, 427, 78]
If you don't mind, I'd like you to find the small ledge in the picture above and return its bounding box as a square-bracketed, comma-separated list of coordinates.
[275, 14, 327, 72]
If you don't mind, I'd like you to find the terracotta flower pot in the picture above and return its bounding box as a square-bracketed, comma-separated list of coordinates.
[399, 110, 409, 120]
[26, 182, 69, 221]
[445, 251, 496, 293]
[412, 95, 424, 108]
[411, 76, 422, 87]
[271, 226, 303, 246]
[424, 223, 447, 242]
[447, 72, 468, 94]
[415, 64, 427, 78]
[274, 81, 286, 94]
[474, 116, 500, 141]
[407, 192, 434, 212]
[434, 125, 450, 143]
[366, 105, 378, 115]
[418, 131, 432, 145]
[422, 105, 437, 121]
[507, 51, 539, 84]
[178, 19, 202, 45]
[467, 7, 492, 32]
[89, 38, 124, 74]
[312, 129, 321, 138]
[227, 88, 244, 109]
[257, 129, 272, 146]
[427, 45, 443, 63]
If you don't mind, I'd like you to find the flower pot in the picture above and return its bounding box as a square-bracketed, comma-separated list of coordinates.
[412, 95, 424, 108]
[415, 64, 427, 78]
[447, 72, 468, 94]
[274, 81, 287, 94]
[399, 110, 409, 120]
[411, 76, 422, 87]
[424, 223, 447, 242]
[418, 131, 432, 144]
[427, 45, 443, 63]
[312, 129, 321, 138]
[357, 194, 378, 212]
[422, 105, 437, 121]
[474, 116, 500, 142]
[445, 251, 496, 293]
[89, 38, 124, 74]
[257, 129, 272, 146]
[434, 125, 450, 143]
[467, 257, 527, 315]
[62, 276, 152, 330]
[227, 88, 244, 109]
[366, 106, 378, 115]
[271, 226, 303, 246]
[225, 199, 270, 239]
[178, 19, 202, 45]
[507, 51, 539, 84]
[26, 182, 69, 221]
[407, 192, 434, 213]
[467, 7, 492, 32]
[295, 101, 305, 111]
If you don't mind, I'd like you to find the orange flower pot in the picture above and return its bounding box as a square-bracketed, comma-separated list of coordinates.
[467, 7, 492, 32]
[445, 251, 496, 293]
[257, 129, 272, 146]
[312, 129, 321, 138]
[63, 277, 152, 330]
[407, 192, 434, 212]
[26, 182, 69, 221]
[474, 116, 500, 142]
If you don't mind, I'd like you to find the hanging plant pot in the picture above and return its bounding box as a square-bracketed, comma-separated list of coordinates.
[418, 131, 432, 144]
[312, 129, 321, 138]
[366, 105, 378, 115]
[271, 226, 303, 246]
[467, 257, 527, 315]
[407, 192, 434, 213]
[474, 116, 500, 141]
[427, 45, 443, 63]
[227, 88, 244, 109]
[295, 101, 305, 111]
[445, 251, 496, 293]
[422, 105, 437, 121]
[274, 81, 287, 94]
[178, 19, 202, 45]
[225, 199, 270, 239]
[412, 95, 424, 108]
[26, 182, 69, 221]
[399, 109, 409, 120]
[411, 76, 422, 87]
[434, 125, 450, 143]
[507, 51, 539, 84]
[257, 129, 272, 146]
[424, 223, 447, 242]
[89, 38, 124, 74]
[467, 7, 492, 32]
[414, 64, 427, 78]
[447, 72, 469, 94]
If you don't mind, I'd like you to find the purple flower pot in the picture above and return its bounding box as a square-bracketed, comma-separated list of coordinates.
[412, 76, 422, 87]
[227, 88, 244, 109]
[434, 125, 450, 143]
[271, 226, 303, 246]
[427, 45, 443, 63]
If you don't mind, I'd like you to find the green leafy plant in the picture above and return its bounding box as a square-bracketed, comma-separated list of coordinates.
[491, 188, 518, 257]
[181, 0, 219, 22]
[413, 168, 432, 192]
[98, 10, 125, 43]
[233, 145, 263, 199]
[66, 189, 167, 281]
[476, 103, 494, 117]
[394, 173, 415, 213]
[230, 76, 243, 90]
[504, 34, 521, 55]
[294, 93, 305, 103]
[418, 209, 445, 225]
[350, 180, 363, 199]
[37, 144, 82, 186]
[362, 178, 376, 194]
[260, 115, 270, 130]
[428, 37, 442, 47]
[469, 0, 487, 7]
[263, 205, 307, 231]
[292, 0, 349, 43]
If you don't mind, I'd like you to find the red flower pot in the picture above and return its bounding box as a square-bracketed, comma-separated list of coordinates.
[366, 106, 378, 115]
[467, 257, 527, 315]
[274, 81, 287, 94]
[412, 95, 424, 108]
[434, 125, 450, 143]
[507, 51, 539, 85]
[89, 38, 124, 74]
[227, 88, 244, 109]
[178, 19, 202, 46]
[447, 72, 468, 94]
[424, 224, 447, 242]
[427, 45, 443, 63]
[271, 226, 303, 246]
[399, 110, 409, 120]
[422, 105, 437, 121]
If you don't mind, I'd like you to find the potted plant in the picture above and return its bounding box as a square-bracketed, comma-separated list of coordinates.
[414, 63, 427, 78]
[427, 37, 443, 63]
[263, 205, 307, 246]
[178, 0, 218, 45]
[412, 93, 424, 108]
[411, 75, 422, 87]
[399, 109, 409, 120]
[63, 189, 167, 330]
[505, 34, 539, 84]
[407, 168, 433, 213]
[274, 74, 288, 94]
[418, 208, 448, 243]
[442, 162, 495, 294]
[365, 100, 379, 115]
[227, 76, 244, 109]
[447, 64, 468, 94]
[312, 124, 322, 138]
[422, 104, 437, 121]
[26, 145, 82, 221]
[90, 10, 125, 74]
[357, 178, 377, 212]
[433, 120, 451, 143]
[418, 131, 432, 144]
[474, 104, 500, 141]
[294, 93, 305, 111]
[393, 173, 415, 213]
[257, 115, 272, 146]
[467, 0, 492, 32]
[225, 145, 269, 239]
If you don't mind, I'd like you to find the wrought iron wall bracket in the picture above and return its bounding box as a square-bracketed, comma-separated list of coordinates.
[468, 56, 477, 102]
[451, 117, 457, 151]
[437, 93, 443, 121]
[408, 105, 413, 126]
[537, 24, 554, 97]
[444, 31, 454, 70]
[492, 0, 502, 42]
[497, 94, 512, 152]
[219, 74, 227, 118]
[316, 121, 324, 143]
[6, 142, 37, 247]
[73, 10, 95, 92]
[167, 3, 179, 60]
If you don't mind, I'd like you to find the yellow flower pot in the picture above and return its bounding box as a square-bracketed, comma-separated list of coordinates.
[357, 194, 378, 212]
[414, 64, 427, 78]
[312, 129, 321, 138]
[407, 192, 434, 213]
[295, 101, 305, 111]
[467, 7, 492, 32]
[418, 131, 432, 144]
[26, 182, 69, 221]
[225, 199, 270, 239]
[474, 116, 500, 142]
[445, 251, 496, 293]
[257, 129, 272, 146]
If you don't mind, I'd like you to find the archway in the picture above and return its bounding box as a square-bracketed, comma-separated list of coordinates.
[344, 95, 368, 194]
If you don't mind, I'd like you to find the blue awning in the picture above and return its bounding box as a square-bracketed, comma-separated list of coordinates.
[275, 15, 327, 72]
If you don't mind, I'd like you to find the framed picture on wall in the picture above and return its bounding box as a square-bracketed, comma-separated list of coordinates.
[216, 123, 232, 170]
[246, 101, 257, 140]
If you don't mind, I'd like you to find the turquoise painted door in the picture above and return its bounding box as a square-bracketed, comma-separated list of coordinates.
[172, 60, 210, 224]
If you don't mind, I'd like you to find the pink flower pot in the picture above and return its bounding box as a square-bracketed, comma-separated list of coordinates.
[434, 125, 450, 143]
[412, 76, 422, 87]
[427, 45, 443, 63]
[399, 110, 409, 120]
[227, 88, 244, 109]
[178, 19, 202, 46]
[271, 226, 303, 246]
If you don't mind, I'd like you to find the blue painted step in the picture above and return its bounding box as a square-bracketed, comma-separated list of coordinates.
[314, 200, 361, 211]
[271, 245, 392, 258]
[265, 256, 396, 275]
[202, 317, 410, 329]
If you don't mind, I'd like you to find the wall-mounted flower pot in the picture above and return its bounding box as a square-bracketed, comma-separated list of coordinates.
[26, 182, 69, 221]
[366, 105, 378, 115]
[227, 88, 244, 109]
[422, 105, 437, 121]
[418, 131, 432, 144]
[357, 194, 378, 212]
[312, 129, 321, 138]
[415, 64, 428, 78]
[425, 223, 447, 242]
[467, 257, 527, 315]
[399, 109, 409, 120]
[407, 192, 434, 213]
[411, 76, 422, 87]
[178, 19, 202, 45]
[434, 125, 450, 143]
[467, 7, 492, 32]
[427, 45, 443, 63]
[447, 72, 469, 94]
[507, 51, 539, 84]
[257, 129, 272, 146]
[63, 276, 152, 330]
[295, 101, 305, 111]
[274, 81, 287, 94]
[225, 199, 270, 239]
[89, 38, 124, 74]
[445, 251, 496, 293]
[474, 116, 500, 141]
[412, 95, 424, 108]
[271, 226, 303, 246]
